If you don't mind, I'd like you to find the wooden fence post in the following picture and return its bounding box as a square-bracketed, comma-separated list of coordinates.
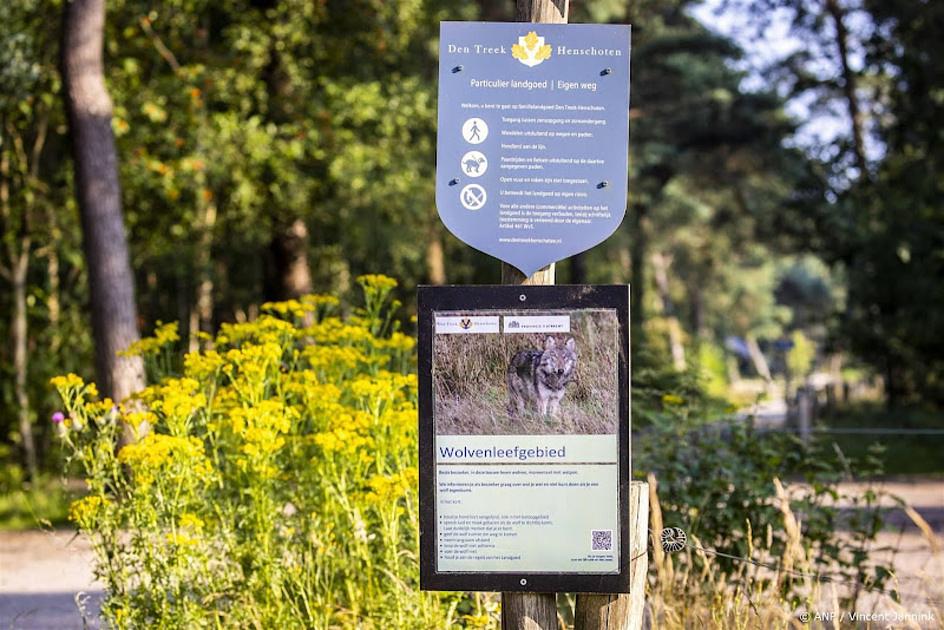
[573, 482, 649, 630]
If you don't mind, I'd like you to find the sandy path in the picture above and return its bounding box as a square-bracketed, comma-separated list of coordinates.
[0, 530, 102, 629]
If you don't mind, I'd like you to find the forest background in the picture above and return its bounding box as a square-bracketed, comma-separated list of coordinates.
[1, 0, 942, 502]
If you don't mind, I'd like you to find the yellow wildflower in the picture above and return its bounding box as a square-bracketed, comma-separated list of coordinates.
[356, 274, 397, 292]
[179, 512, 205, 532]
[117, 433, 212, 487]
[50, 373, 85, 390]
[364, 467, 418, 505]
[183, 350, 224, 380]
[120, 321, 180, 357]
[69, 495, 108, 529]
[661, 393, 685, 406]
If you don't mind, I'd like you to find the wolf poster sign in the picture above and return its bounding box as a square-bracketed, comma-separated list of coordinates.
[417, 285, 631, 593]
[436, 22, 632, 276]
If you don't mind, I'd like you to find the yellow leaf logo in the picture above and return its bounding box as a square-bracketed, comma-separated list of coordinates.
[512, 31, 552, 67]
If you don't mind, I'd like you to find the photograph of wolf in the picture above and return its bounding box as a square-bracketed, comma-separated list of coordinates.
[433, 309, 619, 435]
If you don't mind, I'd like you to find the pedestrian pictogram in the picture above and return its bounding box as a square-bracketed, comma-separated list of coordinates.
[460, 184, 487, 210]
[462, 118, 488, 144]
[461, 151, 488, 177]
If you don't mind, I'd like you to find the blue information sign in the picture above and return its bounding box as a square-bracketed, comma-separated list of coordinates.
[436, 22, 631, 276]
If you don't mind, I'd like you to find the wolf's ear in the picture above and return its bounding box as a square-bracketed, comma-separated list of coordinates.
[565, 337, 576, 352]
[544, 336, 557, 350]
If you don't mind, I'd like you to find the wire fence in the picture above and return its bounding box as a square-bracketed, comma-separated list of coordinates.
[653, 527, 944, 607]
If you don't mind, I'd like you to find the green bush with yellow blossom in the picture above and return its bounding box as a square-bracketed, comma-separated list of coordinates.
[52, 275, 487, 628]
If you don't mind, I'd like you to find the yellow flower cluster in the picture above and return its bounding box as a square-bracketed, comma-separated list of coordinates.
[283, 374, 344, 415]
[312, 407, 375, 457]
[364, 467, 418, 506]
[302, 344, 371, 374]
[179, 512, 205, 532]
[302, 317, 375, 346]
[50, 373, 85, 390]
[217, 316, 296, 346]
[261, 294, 340, 320]
[661, 393, 685, 406]
[69, 495, 108, 529]
[227, 400, 297, 476]
[349, 371, 415, 398]
[356, 274, 398, 293]
[183, 350, 224, 380]
[140, 378, 206, 422]
[120, 322, 180, 357]
[223, 342, 283, 380]
[117, 433, 212, 487]
[378, 331, 416, 353]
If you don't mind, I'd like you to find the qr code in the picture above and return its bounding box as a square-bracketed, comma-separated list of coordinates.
[591, 529, 613, 551]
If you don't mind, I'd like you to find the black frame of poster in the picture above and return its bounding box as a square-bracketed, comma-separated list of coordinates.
[417, 284, 631, 593]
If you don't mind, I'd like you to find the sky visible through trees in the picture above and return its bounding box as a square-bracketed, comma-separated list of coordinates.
[0, 0, 941, 476]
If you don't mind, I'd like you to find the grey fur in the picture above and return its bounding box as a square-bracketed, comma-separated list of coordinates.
[506, 336, 577, 418]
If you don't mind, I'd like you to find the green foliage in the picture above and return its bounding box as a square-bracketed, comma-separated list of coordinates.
[0, 446, 73, 531]
[696, 341, 729, 400]
[636, 416, 894, 602]
[786, 330, 815, 378]
[820, 403, 944, 475]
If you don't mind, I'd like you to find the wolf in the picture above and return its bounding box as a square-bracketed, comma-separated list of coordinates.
[507, 336, 577, 418]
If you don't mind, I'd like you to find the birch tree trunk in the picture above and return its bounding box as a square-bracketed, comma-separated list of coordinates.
[62, 0, 145, 403]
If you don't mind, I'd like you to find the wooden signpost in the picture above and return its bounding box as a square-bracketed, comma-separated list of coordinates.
[425, 1, 649, 627]
[502, 3, 647, 630]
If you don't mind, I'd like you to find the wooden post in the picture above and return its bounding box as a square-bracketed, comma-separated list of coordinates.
[501, 3, 647, 630]
[797, 386, 813, 443]
[499, 3, 566, 627]
[573, 482, 649, 630]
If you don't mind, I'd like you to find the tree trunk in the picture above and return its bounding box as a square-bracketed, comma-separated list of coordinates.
[62, 0, 145, 403]
[13, 248, 38, 481]
[426, 229, 447, 285]
[629, 204, 647, 331]
[479, 0, 513, 20]
[46, 208, 62, 355]
[268, 218, 313, 300]
[824, 0, 868, 176]
[189, 190, 217, 351]
[570, 252, 586, 284]
[651, 251, 685, 371]
[746, 334, 772, 382]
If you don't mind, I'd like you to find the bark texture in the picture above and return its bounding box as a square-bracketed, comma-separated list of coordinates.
[269, 218, 314, 300]
[62, 0, 145, 402]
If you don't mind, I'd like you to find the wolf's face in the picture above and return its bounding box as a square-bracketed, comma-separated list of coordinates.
[536, 336, 577, 390]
